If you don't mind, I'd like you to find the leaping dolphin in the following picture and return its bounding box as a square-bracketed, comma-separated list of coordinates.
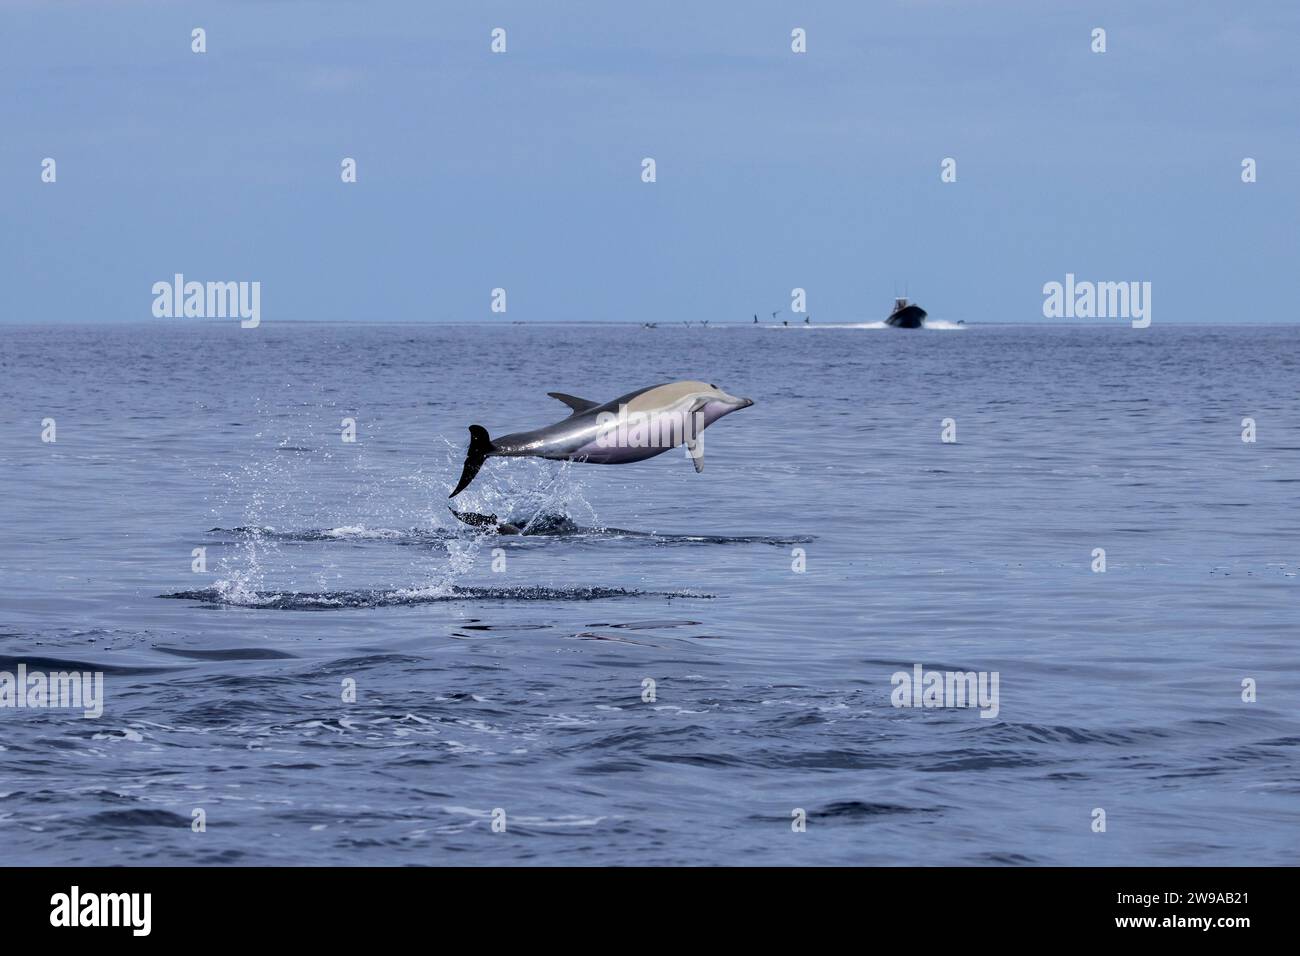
[449, 381, 754, 497]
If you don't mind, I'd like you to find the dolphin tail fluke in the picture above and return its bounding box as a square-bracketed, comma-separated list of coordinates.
[450, 425, 494, 498]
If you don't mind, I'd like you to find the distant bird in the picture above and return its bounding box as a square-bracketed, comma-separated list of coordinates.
[804, 316, 810, 325]
[700, 319, 709, 328]
[643, 322, 657, 329]
[683, 320, 692, 327]
[771, 310, 781, 321]
[753, 314, 759, 324]
[782, 320, 788, 326]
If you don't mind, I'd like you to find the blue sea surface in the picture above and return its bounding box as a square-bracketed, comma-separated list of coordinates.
[1, 321, 1297, 865]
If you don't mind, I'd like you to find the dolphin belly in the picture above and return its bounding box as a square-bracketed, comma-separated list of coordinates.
[570, 441, 676, 464]
[570, 405, 697, 463]
[503, 405, 696, 464]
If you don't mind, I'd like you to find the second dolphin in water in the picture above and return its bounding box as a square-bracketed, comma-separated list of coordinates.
[450, 381, 753, 497]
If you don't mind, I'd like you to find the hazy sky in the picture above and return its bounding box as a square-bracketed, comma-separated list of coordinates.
[2, 0, 1296, 324]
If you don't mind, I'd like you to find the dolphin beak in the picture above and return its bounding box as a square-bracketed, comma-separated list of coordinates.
[738, 398, 754, 409]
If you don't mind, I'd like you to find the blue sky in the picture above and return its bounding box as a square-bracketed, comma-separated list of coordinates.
[2, 0, 1296, 324]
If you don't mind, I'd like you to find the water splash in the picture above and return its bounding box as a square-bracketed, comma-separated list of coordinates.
[161, 584, 715, 610]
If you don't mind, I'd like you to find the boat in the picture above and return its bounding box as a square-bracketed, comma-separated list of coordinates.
[885, 297, 927, 328]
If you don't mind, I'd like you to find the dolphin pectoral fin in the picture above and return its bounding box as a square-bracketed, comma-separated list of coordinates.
[547, 392, 601, 415]
[686, 438, 704, 473]
[684, 398, 707, 473]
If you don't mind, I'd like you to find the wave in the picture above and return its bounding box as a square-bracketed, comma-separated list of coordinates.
[0, 654, 179, 676]
[208, 519, 812, 547]
[160, 584, 716, 610]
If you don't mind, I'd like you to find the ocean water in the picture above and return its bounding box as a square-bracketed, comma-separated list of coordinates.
[1, 320, 1297, 866]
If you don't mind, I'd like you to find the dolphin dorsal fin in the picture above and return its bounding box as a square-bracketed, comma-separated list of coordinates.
[547, 392, 600, 415]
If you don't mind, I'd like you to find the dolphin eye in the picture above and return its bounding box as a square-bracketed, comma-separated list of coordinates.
[710, 383, 717, 389]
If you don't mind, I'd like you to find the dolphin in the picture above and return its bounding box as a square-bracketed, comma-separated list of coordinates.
[449, 381, 754, 497]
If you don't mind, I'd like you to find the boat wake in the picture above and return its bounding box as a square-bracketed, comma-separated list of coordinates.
[767, 320, 965, 330]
